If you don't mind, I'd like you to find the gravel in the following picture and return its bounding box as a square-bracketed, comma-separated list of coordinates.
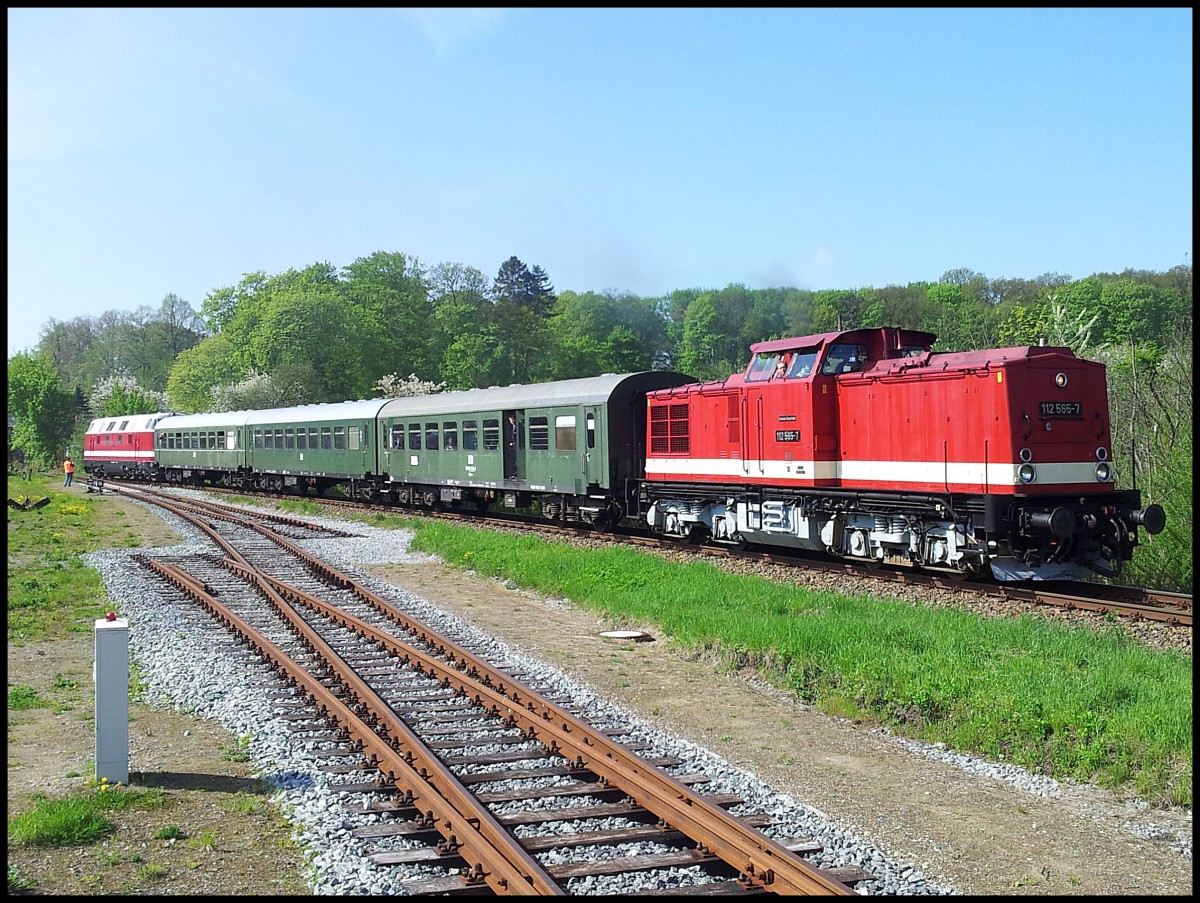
[82, 494, 1189, 894]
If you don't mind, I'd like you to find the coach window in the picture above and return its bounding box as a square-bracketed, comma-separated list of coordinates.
[198, 432, 207, 450]
[463, 420, 478, 451]
[348, 426, 360, 450]
[296, 429, 306, 449]
[210, 431, 218, 449]
[483, 418, 499, 451]
[274, 428, 283, 449]
[334, 426, 346, 450]
[264, 429, 274, 449]
[216, 430, 225, 450]
[529, 416, 549, 451]
[443, 421, 458, 450]
[408, 423, 421, 450]
[425, 422, 439, 450]
[555, 415, 576, 451]
[285, 428, 294, 449]
[308, 427, 319, 448]
[321, 427, 332, 450]
[586, 413, 596, 449]
[391, 424, 405, 450]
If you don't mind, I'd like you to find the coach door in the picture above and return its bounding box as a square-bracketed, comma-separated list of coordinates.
[503, 409, 525, 481]
[580, 406, 602, 489]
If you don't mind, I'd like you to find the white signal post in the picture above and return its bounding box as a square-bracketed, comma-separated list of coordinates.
[94, 612, 130, 784]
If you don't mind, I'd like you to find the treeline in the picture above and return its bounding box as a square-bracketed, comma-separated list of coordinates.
[7, 252, 1192, 590]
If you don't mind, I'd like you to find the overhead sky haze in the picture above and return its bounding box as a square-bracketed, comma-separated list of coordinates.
[7, 7, 1193, 356]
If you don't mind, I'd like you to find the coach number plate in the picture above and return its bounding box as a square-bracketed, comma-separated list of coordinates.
[1039, 401, 1081, 418]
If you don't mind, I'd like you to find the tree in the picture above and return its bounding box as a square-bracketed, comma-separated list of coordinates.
[493, 256, 557, 317]
[166, 333, 243, 413]
[7, 352, 76, 465]
[676, 295, 726, 379]
[373, 373, 446, 398]
[87, 375, 170, 418]
[200, 271, 269, 334]
[209, 364, 319, 411]
[343, 251, 435, 385]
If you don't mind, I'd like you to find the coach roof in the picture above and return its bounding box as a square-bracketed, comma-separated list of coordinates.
[379, 372, 694, 419]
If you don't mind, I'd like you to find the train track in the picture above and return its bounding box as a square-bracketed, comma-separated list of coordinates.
[123, 482, 1190, 629]
[112, 484, 867, 894]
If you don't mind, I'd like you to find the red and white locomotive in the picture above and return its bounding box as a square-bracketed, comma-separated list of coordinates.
[638, 326, 1164, 581]
[83, 411, 176, 481]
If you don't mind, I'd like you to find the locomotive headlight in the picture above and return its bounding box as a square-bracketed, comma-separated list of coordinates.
[1017, 463, 1036, 484]
[1055, 372, 1068, 387]
[1095, 446, 1108, 461]
[1095, 462, 1113, 482]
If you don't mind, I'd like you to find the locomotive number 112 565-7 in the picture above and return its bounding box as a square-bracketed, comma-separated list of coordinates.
[1039, 401, 1081, 418]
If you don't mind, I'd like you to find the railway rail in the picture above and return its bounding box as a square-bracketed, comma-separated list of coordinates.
[113, 484, 867, 894]
[122, 483, 1191, 629]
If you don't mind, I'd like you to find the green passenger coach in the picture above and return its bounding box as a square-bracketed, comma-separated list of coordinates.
[155, 410, 252, 484]
[244, 400, 389, 496]
[377, 372, 693, 523]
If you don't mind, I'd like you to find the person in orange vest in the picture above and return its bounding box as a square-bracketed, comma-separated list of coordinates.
[63, 456, 76, 487]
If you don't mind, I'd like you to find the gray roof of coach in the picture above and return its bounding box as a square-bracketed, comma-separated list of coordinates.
[378, 373, 650, 418]
[155, 410, 253, 431]
[243, 398, 390, 426]
[154, 373, 674, 433]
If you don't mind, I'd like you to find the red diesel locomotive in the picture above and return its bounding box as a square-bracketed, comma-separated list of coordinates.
[83, 411, 176, 481]
[638, 326, 1165, 581]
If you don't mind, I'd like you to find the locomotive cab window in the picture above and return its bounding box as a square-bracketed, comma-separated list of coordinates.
[787, 348, 819, 378]
[822, 343, 868, 375]
[746, 353, 781, 382]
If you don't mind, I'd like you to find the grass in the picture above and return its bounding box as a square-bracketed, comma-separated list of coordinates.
[7, 473, 137, 642]
[403, 518, 1193, 808]
[7, 782, 170, 847]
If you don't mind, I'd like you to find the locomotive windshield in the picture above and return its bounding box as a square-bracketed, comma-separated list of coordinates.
[746, 345, 820, 382]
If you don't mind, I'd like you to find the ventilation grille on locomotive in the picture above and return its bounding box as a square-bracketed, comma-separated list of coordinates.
[650, 404, 690, 454]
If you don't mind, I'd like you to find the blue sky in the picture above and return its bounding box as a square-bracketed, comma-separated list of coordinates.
[7, 7, 1193, 356]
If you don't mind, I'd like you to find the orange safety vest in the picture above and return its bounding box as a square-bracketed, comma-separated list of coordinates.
[64, 459, 76, 474]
